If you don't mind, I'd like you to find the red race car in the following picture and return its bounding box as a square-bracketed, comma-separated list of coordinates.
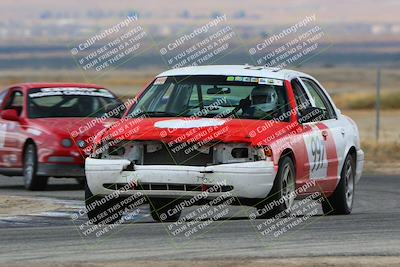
[0, 83, 124, 190]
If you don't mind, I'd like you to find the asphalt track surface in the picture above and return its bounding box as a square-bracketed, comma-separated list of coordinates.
[0, 175, 399, 264]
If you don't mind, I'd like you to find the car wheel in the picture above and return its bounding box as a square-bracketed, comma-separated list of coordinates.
[149, 198, 181, 222]
[322, 154, 355, 215]
[75, 177, 86, 188]
[85, 184, 123, 224]
[256, 156, 296, 219]
[23, 143, 47, 190]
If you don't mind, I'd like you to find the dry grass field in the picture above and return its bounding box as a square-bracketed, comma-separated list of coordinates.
[344, 110, 400, 174]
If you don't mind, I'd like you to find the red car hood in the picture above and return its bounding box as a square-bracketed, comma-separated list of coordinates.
[102, 117, 291, 146]
[28, 117, 116, 139]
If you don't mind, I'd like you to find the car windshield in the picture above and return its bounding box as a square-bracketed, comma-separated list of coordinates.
[128, 75, 289, 121]
[28, 87, 122, 118]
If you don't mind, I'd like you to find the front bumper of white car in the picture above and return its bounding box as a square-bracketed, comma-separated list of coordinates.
[85, 158, 277, 199]
[355, 148, 364, 184]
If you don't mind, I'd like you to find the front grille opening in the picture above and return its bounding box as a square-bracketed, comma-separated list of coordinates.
[169, 184, 185, 191]
[150, 183, 168, 190]
[143, 143, 213, 166]
[116, 141, 259, 166]
[231, 148, 249, 158]
[108, 146, 125, 156]
[186, 184, 201, 191]
[103, 183, 133, 190]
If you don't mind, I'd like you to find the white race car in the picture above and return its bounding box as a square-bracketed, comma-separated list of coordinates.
[85, 65, 364, 224]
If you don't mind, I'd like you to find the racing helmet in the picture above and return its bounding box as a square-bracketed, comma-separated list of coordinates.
[250, 85, 278, 112]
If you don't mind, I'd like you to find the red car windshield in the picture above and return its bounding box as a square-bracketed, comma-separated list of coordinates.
[127, 75, 289, 121]
[28, 87, 122, 118]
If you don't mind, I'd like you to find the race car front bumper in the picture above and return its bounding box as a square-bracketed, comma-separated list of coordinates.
[85, 158, 277, 199]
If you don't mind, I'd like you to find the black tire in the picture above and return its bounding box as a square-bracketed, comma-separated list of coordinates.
[75, 177, 86, 188]
[85, 184, 124, 224]
[256, 156, 296, 219]
[322, 154, 355, 215]
[23, 143, 48, 190]
[149, 198, 181, 222]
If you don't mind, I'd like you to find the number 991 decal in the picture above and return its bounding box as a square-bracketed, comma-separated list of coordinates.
[304, 125, 328, 180]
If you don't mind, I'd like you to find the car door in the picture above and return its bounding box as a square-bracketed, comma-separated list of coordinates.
[291, 78, 330, 182]
[0, 89, 25, 168]
[298, 77, 346, 182]
[0, 89, 9, 167]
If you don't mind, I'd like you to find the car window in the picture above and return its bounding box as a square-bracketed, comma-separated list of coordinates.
[300, 78, 336, 120]
[129, 75, 290, 121]
[291, 79, 311, 111]
[0, 90, 8, 108]
[4, 91, 24, 116]
[187, 84, 247, 110]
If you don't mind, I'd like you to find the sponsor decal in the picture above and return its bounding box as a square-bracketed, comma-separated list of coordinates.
[29, 88, 114, 98]
[154, 77, 167, 85]
[226, 76, 280, 84]
[258, 78, 284, 86]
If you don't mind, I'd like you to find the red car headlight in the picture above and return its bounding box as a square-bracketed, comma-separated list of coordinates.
[61, 138, 72, 148]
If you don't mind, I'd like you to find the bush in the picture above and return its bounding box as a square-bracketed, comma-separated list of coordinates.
[332, 91, 400, 110]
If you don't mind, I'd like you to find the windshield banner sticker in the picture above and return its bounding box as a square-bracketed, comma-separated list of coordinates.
[29, 88, 114, 98]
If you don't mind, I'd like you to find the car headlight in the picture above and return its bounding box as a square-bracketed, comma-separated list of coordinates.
[61, 138, 72, 148]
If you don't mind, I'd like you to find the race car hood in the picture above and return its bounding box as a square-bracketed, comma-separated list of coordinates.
[99, 117, 293, 146]
[27, 117, 117, 139]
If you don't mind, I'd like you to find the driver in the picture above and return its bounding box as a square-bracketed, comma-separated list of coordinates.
[243, 85, 278, 117]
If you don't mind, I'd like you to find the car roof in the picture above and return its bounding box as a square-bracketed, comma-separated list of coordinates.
[6, 82, 105, 91]
[157, 65, 313, 80]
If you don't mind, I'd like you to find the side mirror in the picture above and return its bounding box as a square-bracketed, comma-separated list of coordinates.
[298, 107, 325, 123]
[1, 109, 20, 121]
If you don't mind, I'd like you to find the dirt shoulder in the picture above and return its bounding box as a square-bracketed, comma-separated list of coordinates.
[0, 195, 62, 217]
